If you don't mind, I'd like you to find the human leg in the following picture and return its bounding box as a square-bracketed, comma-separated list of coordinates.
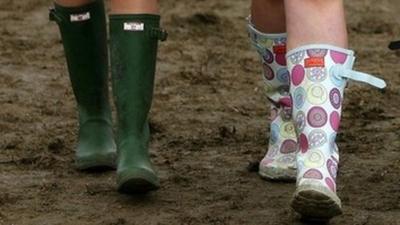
[110, 0, 159, 14]
[284, 0, 348, 50]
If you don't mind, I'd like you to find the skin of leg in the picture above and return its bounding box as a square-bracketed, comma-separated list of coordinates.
[55, 0, 93, 7]
[111, 0, 159, 14]
[284, 0, 348, 50]
[251, 0, 286, 33]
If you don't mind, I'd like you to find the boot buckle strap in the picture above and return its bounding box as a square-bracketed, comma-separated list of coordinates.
[150, 28, 168, 41]
[49, 7, 63, 24]
[331, 65, 387, 89]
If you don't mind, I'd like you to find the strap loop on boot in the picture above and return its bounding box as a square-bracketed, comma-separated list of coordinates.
[49, 7, 64, 24]
[150, 28, 168, 41]
[331, 65, 387, 89]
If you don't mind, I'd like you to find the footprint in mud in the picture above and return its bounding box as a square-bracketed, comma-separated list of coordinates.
[350, 18, 393, 34]
[187, 13, 220, 25]
[85, 183, 114, 196]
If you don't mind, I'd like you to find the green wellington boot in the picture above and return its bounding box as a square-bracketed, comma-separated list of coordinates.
[50, 1, 116, 170]
[109, 14, 167, 193]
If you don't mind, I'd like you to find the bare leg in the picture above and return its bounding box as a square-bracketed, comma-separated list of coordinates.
[111, 0, 159, 14]
[55, 0, 92, 7]
[284, 0, 348, 50]
[251, 0, 285, 33]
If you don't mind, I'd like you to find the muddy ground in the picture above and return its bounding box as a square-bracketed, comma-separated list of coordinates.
[0, 0, 400, 224]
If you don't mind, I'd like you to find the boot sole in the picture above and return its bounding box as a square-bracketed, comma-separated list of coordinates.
[76, 152, 117, 171]
[117, 168, 160, 194]
[291, 184, 342, 220]
[259, 166, 296, 182]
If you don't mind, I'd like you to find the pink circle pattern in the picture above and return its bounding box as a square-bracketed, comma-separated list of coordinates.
[279, 96, 292, 107]
[307, 106, 328, 128]
[327, 159, 338, 180]
[280, 139, 297, 154]
[275, 54, 286, 66]
[330, 111, 340, 132]
[329, 88, 341, 109]
[330, 50, 348, 64]
[299, 133, 308, 153]
[291, 65, 305, 86]
[325, 177, 336, 192]
[303, 169, 323, 179]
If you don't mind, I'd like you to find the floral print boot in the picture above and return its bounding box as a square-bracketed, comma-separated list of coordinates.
[248, 21, 297, 181]
[288, 44, 386, 219]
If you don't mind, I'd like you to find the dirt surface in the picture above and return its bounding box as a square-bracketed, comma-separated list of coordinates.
[1, 0, 400, 224]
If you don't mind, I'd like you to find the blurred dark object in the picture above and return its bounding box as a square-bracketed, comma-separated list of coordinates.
[388, 40, 400, 50]
[247, 160, 260, 173]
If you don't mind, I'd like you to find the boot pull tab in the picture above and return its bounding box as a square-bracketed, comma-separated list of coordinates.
[150, 28, 168, 42]
[331, 65, 387, 89]
[49, 7, 63, 24]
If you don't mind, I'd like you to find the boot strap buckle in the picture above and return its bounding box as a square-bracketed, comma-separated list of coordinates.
[150, 28, 168, 41]
[49, 7, 63, 24]
[331, 65, 387, 89]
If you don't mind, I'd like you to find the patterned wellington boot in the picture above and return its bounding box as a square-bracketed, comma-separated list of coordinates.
[248, 21, 298, 181]
[288, 44, 386, 219]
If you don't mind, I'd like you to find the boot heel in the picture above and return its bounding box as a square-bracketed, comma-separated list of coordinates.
[76, 151, 117, 171]
[117, 167, 160, 194]
[291, 183, 342, 220]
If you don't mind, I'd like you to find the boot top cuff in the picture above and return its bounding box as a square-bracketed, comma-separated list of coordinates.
[286, 44, 354, 59]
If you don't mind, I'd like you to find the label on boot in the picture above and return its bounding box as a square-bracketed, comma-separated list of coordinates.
[70, 12, 91, 22]
[305, 57, 325, 68]
[273, 45, 287, 54]
[124, 22, 144, 31]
